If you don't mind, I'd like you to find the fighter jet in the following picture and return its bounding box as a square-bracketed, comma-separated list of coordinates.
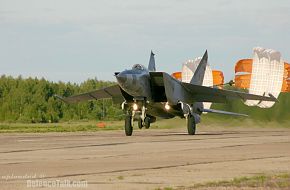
[55, 51, 277, 136]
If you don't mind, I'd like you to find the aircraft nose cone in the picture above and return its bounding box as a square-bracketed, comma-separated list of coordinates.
[116, 72, 127, 84]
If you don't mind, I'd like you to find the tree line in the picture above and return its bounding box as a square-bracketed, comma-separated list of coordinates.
[0, 75, 123, 123]
[0, 75, 289, 124]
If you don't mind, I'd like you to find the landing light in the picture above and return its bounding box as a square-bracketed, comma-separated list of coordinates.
[165, 103, 170, 110]
[133, 103, 138, 111]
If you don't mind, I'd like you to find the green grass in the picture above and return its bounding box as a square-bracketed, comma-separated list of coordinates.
[155, 188, 173, 190]
[180, 173, 290, 189]
[0, 121, 124, 133]
[0, 119, 184, 133]
[201, 116, 290, 128]
[206, 92, 290, 124]
[0, 115, 289, 133]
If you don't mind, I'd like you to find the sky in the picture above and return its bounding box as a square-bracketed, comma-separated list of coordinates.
[0, 0, 289, 83]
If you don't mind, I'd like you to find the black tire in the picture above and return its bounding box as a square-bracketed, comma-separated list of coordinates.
[144, 117, 150, 129]
[187, 115, 196, 135]
[125, 115, 133, 136]
[138, 119, 143, 129]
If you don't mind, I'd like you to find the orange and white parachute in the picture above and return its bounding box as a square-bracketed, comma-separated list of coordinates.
[171, 72, 182, 81]
[283, 63, 290, 92]
[235, 60, 290, 92]
[212, 70, 224, 87]
[181, 58, 213, 110]
[234, 47, 289, 108]
[172, 70, 224, 87]
[170, 58, 224, 111]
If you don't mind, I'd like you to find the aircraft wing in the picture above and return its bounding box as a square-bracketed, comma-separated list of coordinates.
[150, 72, 278, 104]
[181, 82, 278, 103]
[54, 85, 124, 104]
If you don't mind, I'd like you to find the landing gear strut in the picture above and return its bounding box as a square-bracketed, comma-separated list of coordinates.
[123, 99, 152, 136]
[187, 115, 196, 135]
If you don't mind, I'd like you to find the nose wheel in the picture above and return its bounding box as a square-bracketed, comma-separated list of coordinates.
[137, 117, 151, 129]
[144, 117, 150, 129]
[124, 100, 151, 136]
[138, 119, 143, 129]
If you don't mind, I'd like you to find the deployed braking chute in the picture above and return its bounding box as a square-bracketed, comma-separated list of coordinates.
[234, 47, 290, 108]
[171, 58, 225, 111]
[182, 58, 213, 111]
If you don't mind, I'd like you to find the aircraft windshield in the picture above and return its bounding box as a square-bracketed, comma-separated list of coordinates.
[132, 64, 146, 71]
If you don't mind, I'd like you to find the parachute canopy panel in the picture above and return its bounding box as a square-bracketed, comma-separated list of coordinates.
[171, 72, 182, 81]
[212, 70, 224, 86]
[235, 59, 253, 74]
[235, 74, 251, 89]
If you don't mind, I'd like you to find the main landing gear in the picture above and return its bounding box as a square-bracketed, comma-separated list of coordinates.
[186, 114, 196, 135]
[125, 115, 133, 136]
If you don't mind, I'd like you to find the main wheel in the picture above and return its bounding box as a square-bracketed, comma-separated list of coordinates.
[144, 117, 150, 129]
[125, 115, 133, 136]
[187, 115, 196, 135]
[138, 119, 143, 129]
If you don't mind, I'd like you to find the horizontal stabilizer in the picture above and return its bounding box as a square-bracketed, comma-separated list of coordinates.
[181, 81, 278, 103]
[202, 108, 248, 117]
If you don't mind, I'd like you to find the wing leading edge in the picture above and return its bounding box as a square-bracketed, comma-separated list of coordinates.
[55, 85, 124, 104]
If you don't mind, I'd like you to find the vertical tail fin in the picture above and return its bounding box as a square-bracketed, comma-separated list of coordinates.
[148, 50, 156, 71]
[190, 50, 208, 85]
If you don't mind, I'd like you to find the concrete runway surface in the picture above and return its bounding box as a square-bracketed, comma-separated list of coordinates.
[0, 127, 290, 190]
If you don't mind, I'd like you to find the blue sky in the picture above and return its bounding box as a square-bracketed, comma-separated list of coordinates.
[0, 0, 289, 83]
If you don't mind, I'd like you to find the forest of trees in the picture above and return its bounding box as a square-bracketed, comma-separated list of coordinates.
[0, 75, 289, 124]
[0, 75, 123, 123]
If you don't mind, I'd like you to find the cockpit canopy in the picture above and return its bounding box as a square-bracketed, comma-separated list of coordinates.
[132, 64, 146, 71]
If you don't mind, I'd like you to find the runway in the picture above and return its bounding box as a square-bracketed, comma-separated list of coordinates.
[1, 127, 290, 190]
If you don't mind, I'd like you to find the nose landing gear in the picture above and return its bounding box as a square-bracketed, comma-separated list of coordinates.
[123, 100, 152, 136]
[144, 117, 151, 129]
[138, 116, 151, 129]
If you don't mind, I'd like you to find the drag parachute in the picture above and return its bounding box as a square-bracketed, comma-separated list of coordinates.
[182, 58, 213, 110]
[234, 47, 288, 108]
[212, 70, 224, 87]
[171, 72, 182, 81]
[172, 70, 224, 87]
[171, 56, 225, 112]
[235, 60, 290, 93]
